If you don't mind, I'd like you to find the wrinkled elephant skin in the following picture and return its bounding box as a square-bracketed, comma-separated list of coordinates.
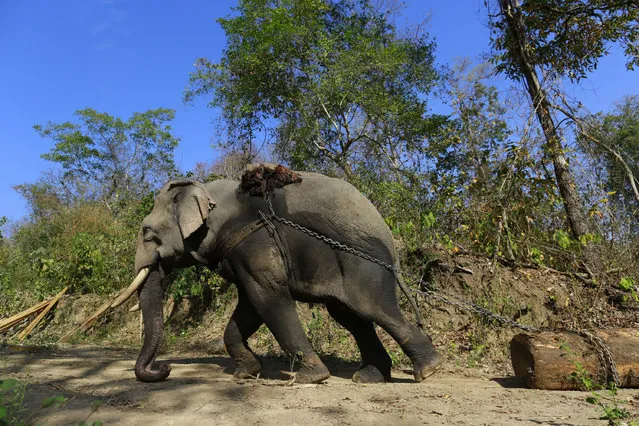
[130, 170, 443, 384]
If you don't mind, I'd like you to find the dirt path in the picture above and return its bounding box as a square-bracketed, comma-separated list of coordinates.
[2, 345, 637, 425]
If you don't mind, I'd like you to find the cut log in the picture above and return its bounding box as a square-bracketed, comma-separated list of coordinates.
[0, 299, 51, 333]
[511, 329, 639, 390]
[17, 286, 68, 342]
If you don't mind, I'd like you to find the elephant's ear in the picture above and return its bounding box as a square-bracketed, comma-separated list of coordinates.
[170, 180, 216, 239]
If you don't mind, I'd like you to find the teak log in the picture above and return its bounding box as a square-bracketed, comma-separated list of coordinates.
[511, 329, 639, 390]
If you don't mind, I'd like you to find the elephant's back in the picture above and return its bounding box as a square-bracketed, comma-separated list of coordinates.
[279, 173, 396, 263]
[204, 173, 396, 263]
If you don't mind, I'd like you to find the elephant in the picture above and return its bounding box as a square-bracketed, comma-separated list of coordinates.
[116, 165, 443, 384]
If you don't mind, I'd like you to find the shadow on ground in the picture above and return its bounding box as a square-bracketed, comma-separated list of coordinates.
[1, 343, 412, 421]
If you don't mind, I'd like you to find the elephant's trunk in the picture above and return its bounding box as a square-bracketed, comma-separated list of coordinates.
[135, 265, 171, 382]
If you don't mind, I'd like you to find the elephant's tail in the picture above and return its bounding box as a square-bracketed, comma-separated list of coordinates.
[394, 263, 424, 329]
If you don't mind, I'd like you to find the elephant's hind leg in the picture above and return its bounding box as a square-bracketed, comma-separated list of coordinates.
[372, 305, 444, 383]
[326, 302, 391, 383]
[224, 289, 264, 379]
[342, 266, 443, 383]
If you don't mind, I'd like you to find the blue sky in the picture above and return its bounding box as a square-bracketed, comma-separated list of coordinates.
[0, 0, 636, 222]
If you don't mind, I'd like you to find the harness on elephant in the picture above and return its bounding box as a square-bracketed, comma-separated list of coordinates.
[212, 219, 266, 262]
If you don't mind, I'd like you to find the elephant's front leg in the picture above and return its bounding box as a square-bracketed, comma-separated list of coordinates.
[252, 292, 330, 384]
[224, 289, 264, 379]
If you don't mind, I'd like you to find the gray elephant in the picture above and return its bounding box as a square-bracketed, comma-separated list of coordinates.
[115, 165, 443, 384]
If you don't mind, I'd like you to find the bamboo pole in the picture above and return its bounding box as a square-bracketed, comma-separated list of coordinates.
[60, 296, 115, 343]
[80, 298, 114, 333]
[17, 287, 68, 342]
[163, 296, 175, 323]
[0, 299, 51, 333]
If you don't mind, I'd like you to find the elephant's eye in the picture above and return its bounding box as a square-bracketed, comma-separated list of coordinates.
[142, 226, 156, 242]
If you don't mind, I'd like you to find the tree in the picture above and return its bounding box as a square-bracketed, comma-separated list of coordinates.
[0, 216, 7, 241]
[185, 0, 443, 182]
[492, 1, 639, 78]
[27, 108, 179, 215]
[487, 0, 639, 238]
[579, 96, 639, 228]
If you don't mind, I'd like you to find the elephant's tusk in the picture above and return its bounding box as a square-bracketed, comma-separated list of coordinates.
[111, 267, 150, 308]
[129, 302, 140, 312]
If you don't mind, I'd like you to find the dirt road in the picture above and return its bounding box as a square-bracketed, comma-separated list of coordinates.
[2, 345, 637, 425]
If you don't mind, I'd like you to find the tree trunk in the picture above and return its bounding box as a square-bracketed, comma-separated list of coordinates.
[498, 0, 590, 238]
[511, 330, 639, 390]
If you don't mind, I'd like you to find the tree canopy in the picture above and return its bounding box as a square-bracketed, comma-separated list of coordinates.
[185, 0, 443, 181]
[24, 108, 179, 216]
[490, 0, 639, 81]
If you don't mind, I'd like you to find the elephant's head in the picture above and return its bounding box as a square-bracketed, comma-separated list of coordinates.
[135, 180, 216, 273]
[113, 180, 215, 382]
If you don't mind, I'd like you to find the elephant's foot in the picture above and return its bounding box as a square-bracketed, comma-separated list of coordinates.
[413, 351, 444, 383]
[294, 354, 330, 384]
[232, 356, 262, 379]
[352, 365, 390, 384]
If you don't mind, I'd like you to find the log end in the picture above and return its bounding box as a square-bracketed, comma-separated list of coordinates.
[510, 334, 536, 388]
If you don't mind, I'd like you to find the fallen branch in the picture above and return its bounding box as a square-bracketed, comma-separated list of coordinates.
[17, 286, 68, 342]
[492, 256, 595, 284]
[428, 259, 474, 275]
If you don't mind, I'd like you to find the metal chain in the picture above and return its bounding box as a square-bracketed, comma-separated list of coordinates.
[266, 198, 397, 271]
[578, 329, 621, 387]
[417, 287, 540, 333]
[263, 196, 621, 386]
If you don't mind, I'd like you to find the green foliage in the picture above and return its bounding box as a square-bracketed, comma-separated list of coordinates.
[41, 395, 68, 410]
[28, 108, 179, 217]
[0, 217, 7, 241]
[169, 266, 225, 300]
[186, 0, 443, 180]
[580, 95, 639, 234]
[560, 343, 634, 424]
[2, 106, 178, 313]
[0, 378, 101, 426]
[554, 230, 572, 249]
[0, 202, 136, 310]
[618, 276, 638, 303]
[1, 379, 26, 426]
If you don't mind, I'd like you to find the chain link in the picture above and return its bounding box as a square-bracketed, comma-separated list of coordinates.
[262, 197, 620, 386]
[578, 329, 621, 386]
[418, 287, 541, 333]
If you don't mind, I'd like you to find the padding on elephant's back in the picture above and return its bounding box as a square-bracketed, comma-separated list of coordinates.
[240, 163, 303, 197]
